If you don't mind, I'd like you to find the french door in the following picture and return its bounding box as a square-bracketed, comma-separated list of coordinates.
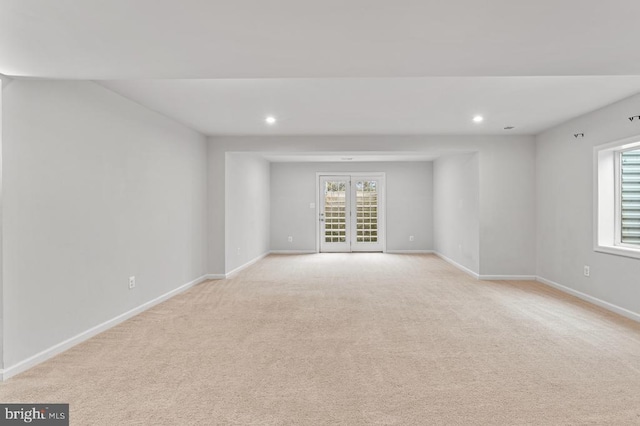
[319, 174, 384, 252]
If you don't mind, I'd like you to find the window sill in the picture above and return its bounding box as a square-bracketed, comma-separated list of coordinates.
[594, 245, 640, 260]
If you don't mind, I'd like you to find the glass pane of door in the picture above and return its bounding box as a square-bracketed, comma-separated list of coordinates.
[319, 176, 351, 252]
[318, 174, 384, 253]
[355, 180, 378, 243]
[352, 178, 383, 252]
[325, 181, 347, 243]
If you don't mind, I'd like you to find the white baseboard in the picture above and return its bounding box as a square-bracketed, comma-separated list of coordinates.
[386, 250, 435, 254]
[225, 252, 270, 278]
[433, 252, 536, 281]
[269, 250, 317, 254]
[433, 252, 480, 279]
[271, 250, 436, 255]
[536, 276, 640, 323]
[212, 249, 366, 279]
[0, 274, 209, 381]
[479, 275, 537, 281]
[205, 274, 226, 280]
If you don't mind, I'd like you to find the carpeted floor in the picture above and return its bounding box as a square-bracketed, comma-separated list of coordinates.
[2, 253, 640, 425]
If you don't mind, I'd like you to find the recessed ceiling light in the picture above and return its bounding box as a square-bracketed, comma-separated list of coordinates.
[472, 115, 484, 123]
[265, 116, 276, 125]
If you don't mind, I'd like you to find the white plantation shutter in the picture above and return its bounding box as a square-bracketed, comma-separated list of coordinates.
[621, 149, 640, 245]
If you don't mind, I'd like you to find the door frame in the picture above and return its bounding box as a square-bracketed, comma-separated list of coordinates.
[315, 172, 386, 253]
[318, 175, 352, 253]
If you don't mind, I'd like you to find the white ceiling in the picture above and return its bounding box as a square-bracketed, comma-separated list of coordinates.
[100, 77, 640, 135]
[2, 0, 640, 79]
[3, 0, 640, 136]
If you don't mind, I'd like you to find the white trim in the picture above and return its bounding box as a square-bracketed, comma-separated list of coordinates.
[614, 148, 623, 245]
[434, 253, 534, 281]
[0, 274, 209, 381]
[536, 276, 640, 323]
[381, 176, 387, 253]
[479, 275, 537, 281]
[318, 175, 352, 253]
[593, 245, 640, 260]
[315, 174, 320, 253]
[386, 250, 434, 254]
[593, 135, 640, 260]
[316, 172, 387, 254]
[205, 274, 226, 280]
[433, 252, 479, 279]
[349, 174, 386, 253]
[433, 251, 534, 280]
[225, 252, 269, 278]
[270, 250, 317, 254]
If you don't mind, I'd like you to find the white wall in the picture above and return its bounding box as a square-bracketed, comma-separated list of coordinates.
[434, 153, 480, 274]
[0, 75, 6, 367]
[226, 153, 270, 273]
[536, 92, 640, 315]
[0, 74, 11, 89]
[2, 80, 208, 368]
[270, 161, 433, 252]
[207, 143, 225, 275]
[478, 140, 537, 277]
[208, 135, 536, 276]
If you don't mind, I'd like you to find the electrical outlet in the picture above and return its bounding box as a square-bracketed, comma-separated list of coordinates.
[288, 236, 293, 243]
[237, 247, 241, 255]
[129, 276, 136, 289]
[409, 235, 415, 242]
[584, 265, 590, 277]
[309, 203, 315, 209]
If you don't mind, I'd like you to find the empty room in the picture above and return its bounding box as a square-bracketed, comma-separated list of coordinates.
[2, 1, 640, 424]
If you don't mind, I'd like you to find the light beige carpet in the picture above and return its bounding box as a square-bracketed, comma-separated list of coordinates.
[2, 254, 640, 425]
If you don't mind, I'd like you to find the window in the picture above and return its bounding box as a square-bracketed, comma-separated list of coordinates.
[595, 137, 640, 258]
